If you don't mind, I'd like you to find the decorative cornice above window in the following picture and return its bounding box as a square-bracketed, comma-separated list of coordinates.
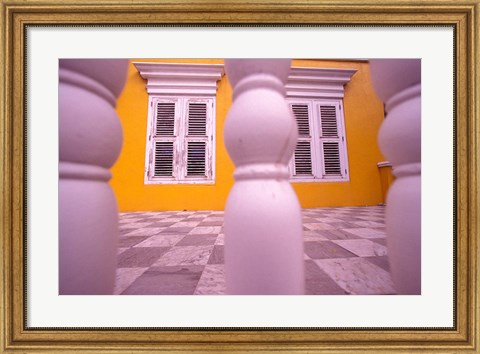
[286, 67, 357, 99]
[133, 62, 225, 96]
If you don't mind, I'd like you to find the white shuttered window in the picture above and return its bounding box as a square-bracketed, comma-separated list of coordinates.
[145, 97, 215, 184]
[288, 99, 349, 182]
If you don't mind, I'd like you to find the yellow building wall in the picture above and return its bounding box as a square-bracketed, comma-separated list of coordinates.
[111, 59, 386, 212]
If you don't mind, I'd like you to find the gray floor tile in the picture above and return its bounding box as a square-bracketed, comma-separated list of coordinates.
[122, 265, 204, 295]
[117, 247, 170, 267]
[364, 256, 391, 271]
[176, 234, 218, 246]
[305, 260, 347, 295]
[118, 236, 150, 248]
[207, 245, 225, 264]
[304, 241, 357, 259]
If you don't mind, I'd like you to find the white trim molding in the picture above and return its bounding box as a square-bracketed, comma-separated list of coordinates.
[286, 66, 357, 99]
[377, 161, 393, 168]
[133, 62, 225, 96]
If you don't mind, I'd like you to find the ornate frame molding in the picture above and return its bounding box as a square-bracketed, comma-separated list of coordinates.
[1, 1, 478, 353]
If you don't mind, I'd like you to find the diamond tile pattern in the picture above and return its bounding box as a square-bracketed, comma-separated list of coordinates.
[115, 206, 396, 295]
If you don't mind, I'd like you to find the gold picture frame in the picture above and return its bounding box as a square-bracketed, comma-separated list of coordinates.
[1, 0, 479, 352]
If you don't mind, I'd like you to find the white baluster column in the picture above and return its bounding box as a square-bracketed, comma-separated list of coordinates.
[369, 59, 421, 294]
[59, 59, 128, 294]
[223, 59, 305, 295]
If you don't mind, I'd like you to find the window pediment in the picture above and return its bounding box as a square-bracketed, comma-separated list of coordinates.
[287, 67, 357, 99]
[133, 62, 225, 96]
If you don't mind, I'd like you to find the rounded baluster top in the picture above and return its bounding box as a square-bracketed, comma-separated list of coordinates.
[223, 59, 297, 170]
[60, 59, 129, 98]
[369, 59, 421, 105]
[59, 59, 128, 169]
[225, 59, 291, 87]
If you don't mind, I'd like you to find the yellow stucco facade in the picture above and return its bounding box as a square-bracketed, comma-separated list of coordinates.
[111, 59, 387, 212]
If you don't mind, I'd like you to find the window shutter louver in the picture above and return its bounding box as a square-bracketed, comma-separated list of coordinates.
[155, 102, 176, 136]
[291, 103, 313, 176]
[319, 104, 343, 177]
[186, 141, 206, 176]
[184, 101, 210, 178]
[187, 103, 207, 136]
[322, 142, 342, 175]
[320, 105, 338, 137]
[150, 100, 177, 179]
[292, 104, 310, 136]
[294, 141, 313, 175]
[154, 141, 174, 177]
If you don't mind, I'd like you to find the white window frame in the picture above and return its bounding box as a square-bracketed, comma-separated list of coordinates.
[133, 62, 224, 185]
[144, 96, 215, 184]
[286, 66, 357, 183]
[287, 98, 350, 182]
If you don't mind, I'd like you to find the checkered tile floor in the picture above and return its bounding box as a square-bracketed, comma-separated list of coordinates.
[115, 206, 396, 295]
